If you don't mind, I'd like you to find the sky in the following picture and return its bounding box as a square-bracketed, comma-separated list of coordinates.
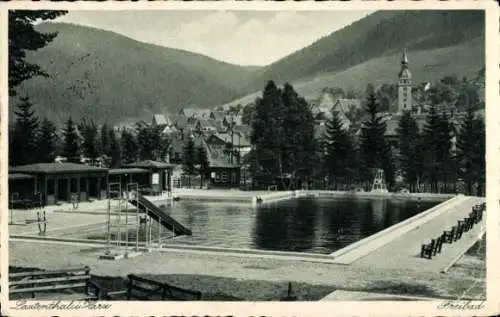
[56, 10, 373, 66]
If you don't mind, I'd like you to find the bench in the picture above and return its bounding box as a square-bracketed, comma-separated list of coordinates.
[443, 204, 484, 242]
[421, 237, 443, 259]
[9, 266, 102, 300]
[115, 274, 202, 301]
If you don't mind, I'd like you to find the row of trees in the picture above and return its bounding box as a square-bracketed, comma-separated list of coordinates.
[8, 96, 170, 168]
[181, 136, 210, 188]
[250, 80, 485, 195]
[9, 95, 214, 187]
[250, 81, 317, 189]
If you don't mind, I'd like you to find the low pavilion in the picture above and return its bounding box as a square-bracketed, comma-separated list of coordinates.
[122, 160, 176, 194]
[108, 167, 150, 192]
[9, 163, 109, 205]
[8, 173, 36, 200]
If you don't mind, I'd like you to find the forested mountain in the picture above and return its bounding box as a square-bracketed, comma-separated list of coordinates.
[11, 23, 260, 125]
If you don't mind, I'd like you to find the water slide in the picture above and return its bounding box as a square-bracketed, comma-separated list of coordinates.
[128, 194, 192, 236]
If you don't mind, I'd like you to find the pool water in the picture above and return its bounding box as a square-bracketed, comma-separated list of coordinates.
[158, 197, 439, 254]
[80, 197, 439, 254]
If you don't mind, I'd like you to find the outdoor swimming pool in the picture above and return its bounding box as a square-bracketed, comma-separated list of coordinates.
[79, 197, 440, 254]
[160, 197, 439, 254]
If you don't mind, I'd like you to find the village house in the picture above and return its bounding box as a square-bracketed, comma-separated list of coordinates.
[168, 132, 205, 165]
[193, 118, 225, 134]
[178, 107, 212, 124]
[152, 114, 170, 129]
[167, 133, 241, 188]
[205, 132, 252, 160]
[206, 149, 241, 188]
[209, 111, 226, 122]
[318, 91, 336, 111]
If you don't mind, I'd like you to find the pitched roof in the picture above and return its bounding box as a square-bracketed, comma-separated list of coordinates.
[169, 134, 206, 154]
[10, 163, 109, 174]
[210, 133, 251, 147]
[195, 119, 218, 129]
[211, 111, 226, 121]
[180, 108, 198, 118]
[310, 104, 322, 117]
[9, 173, 35, 180]
[123, 160, 175, 169]
[205, 146, 239, 168]
[233, 125, 251, 136]
[227, 115, 243, 126]
[193, 108, 212, 119]
[153, 114, 168, 126]
[334, 99, 362, 114]
[109, 168, 149, 175]
[174, 115, 189, 129]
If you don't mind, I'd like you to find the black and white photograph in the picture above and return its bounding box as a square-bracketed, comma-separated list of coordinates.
[1, 1, 498, 316]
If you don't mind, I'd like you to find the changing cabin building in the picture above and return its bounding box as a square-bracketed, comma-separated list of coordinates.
[9, 163, 109, 206]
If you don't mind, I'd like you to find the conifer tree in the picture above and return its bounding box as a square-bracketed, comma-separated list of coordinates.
[9, 10, 67, 96]
[197, 145, 210, 189]
[323, 110, 352, 189]
[108, 129, 121, 168]
[474, 117, 486, 196]
[120, 129, 138, 164]
[251, 80, 286, 186]
[62, 117, 80, 163]
[78, 118, 99, 161]
[421, 105, 441, 192]
[153, 127, 169, 162]
[438, 111, 454, 192]
[37, 117, 59, 163]
[10, 96, 40, 166]
[359, 91, 393, 186]
[183, 136, 196, 187]
[135, 122, 155, 160]
[456, 106, 485, 195]
[100, 123, 111, 158]
[396, 111, 421, 191]
[281, 83, 316, 188]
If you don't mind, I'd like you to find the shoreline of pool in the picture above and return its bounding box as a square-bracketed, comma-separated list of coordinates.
[169, 189, 456, 206]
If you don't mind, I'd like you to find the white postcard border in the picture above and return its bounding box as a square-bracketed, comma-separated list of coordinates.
[1, 1, 498, 317]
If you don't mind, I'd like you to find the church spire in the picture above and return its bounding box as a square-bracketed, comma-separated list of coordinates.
[401, 48, 408, 66]
[397, 48, 412, 114]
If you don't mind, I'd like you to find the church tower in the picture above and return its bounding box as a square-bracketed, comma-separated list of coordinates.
[397, 49, 412, 113]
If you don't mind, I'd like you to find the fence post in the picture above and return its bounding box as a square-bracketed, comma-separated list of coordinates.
[161, 286, 167, 300]
[127, 276, 133, 300]
[31, 274, 35, 299]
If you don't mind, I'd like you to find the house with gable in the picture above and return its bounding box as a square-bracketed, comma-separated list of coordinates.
[152, 114, 177, 135]
[318, 91, 336, 112]
[205, 132, 252, 159]
[193, 118, 225, 134]
[179, 108, 198, 123]
[209, 111, 226, 122]
[330, 98, 362, 129]
[152, 114, 169, 129]
[168, 132, 241, 188]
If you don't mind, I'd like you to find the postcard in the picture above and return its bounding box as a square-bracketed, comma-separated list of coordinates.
[0, 1, 499, 316]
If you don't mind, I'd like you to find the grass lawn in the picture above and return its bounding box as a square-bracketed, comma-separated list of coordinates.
[7, 233, 486, 301]
[91, 274, 336, 301]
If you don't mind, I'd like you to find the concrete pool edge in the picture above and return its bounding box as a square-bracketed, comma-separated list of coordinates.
[328, 195, 467, 262]
[172, 189, 455, 206]
[9, 195, 458, 261]
[8, 235, 344, 264]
